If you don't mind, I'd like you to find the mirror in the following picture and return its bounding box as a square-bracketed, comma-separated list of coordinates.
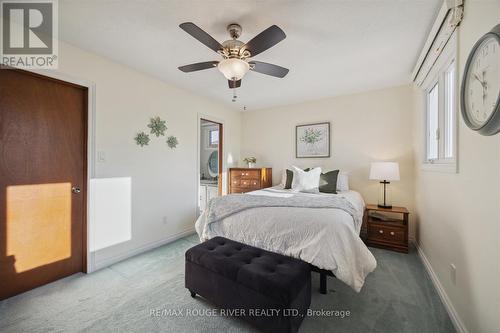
[208, 151, 218, 177]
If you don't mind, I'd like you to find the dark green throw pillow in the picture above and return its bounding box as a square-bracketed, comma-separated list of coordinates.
[319, 170, 339, 194]
[284, 169, 294, 189]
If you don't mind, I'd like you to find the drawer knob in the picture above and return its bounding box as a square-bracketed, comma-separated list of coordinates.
[379, 230, 384, 234]
[390, 231, 395, 236]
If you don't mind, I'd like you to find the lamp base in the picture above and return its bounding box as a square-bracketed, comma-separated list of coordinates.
[377, 204, 393, 209]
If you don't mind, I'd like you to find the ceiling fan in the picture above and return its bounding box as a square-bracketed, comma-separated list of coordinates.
[178, 22, 289, 89]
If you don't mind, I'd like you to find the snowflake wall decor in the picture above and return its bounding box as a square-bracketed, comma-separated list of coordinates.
[148, 116, 167, 137]
[166, 136, 179, 149]
[134, 131, 150, 147]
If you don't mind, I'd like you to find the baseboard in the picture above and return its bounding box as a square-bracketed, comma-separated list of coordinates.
[413, 241, 468, 333]
[91, 227, 196, 271]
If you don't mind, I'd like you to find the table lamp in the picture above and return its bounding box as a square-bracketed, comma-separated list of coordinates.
[369, 162, 400, 209]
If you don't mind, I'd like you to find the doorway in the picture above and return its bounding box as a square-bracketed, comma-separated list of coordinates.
[0, 69, 88, 300]
[199, 119, 223, 213]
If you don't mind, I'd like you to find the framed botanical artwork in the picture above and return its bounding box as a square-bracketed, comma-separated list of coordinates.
[296, 122, 330, 158]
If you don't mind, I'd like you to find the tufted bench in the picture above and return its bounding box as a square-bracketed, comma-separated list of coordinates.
[185, 237, 311, 333]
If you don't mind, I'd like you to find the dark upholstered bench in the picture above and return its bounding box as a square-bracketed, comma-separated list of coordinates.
[185, 237, 311, 333]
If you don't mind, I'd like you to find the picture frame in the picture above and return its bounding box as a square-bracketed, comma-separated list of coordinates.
[296, 122, 330, 158]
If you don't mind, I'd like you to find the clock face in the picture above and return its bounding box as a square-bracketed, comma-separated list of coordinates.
[464, 35, 500, 128]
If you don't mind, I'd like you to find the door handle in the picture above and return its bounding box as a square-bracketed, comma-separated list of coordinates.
[72, 186, 81, 194]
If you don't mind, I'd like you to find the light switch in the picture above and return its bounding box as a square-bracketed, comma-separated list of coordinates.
[97, 151, 106, 162]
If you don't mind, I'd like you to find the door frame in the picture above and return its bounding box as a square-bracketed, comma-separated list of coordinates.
[24, 68, 96, 273]
[197, 114, 225, 216]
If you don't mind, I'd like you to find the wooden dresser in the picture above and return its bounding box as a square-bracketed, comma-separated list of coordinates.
[228, 168, 272, 194]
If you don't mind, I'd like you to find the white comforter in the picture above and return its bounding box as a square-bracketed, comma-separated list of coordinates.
[195, 187, 377, 292]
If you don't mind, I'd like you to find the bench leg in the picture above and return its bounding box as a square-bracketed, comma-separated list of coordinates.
[189, 289, 196, 298]
[320, 272, 327, 294]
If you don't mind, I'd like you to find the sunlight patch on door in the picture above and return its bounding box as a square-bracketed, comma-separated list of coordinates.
[6, 183, 72, 273]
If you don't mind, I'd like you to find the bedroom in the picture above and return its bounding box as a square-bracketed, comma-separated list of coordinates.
[0, 0, 499, 332]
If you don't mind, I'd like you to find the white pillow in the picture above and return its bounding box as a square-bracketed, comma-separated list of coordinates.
[291, 166, 322, 192]
[280, 169, 287, 186]
[337, 172, 350, 191]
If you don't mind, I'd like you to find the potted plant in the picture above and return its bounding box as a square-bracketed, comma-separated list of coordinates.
[243, 157, 257, 168]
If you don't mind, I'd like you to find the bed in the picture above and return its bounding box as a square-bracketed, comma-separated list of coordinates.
[195, 186, 377, 293]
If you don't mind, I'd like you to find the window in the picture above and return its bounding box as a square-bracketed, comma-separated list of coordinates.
[421, 33, 457, 172]
[444, 61, 455, 159]
[427, 82, 439, 161]
[208, 129, 219, 147]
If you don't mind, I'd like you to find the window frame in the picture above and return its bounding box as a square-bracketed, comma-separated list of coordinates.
[208, 128, 219, 148]
[421, 31, 458, 173]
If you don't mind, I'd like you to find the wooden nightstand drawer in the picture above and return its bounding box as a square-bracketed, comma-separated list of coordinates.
[368, 223, 405, 244]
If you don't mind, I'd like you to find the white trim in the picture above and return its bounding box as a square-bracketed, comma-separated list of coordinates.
[93, 228, 196, 271]
[196, 113, 226, 217]
[23, 68, 97, 273]
[421, 162, 457, 173]
[414, 241, 468, 333]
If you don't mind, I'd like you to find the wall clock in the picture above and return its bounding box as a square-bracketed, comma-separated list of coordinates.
[460, 24, 500, 136]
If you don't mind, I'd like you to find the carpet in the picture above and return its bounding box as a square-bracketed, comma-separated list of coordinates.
[0, 234, 455, 333]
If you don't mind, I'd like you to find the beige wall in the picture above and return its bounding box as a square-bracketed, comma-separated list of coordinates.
[241, 85, 416, 236]
[57, 42, 241, 268]
[412, 1, 500, 332]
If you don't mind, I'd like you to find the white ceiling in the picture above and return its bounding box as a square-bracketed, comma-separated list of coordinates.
[59, 0, 440, 111]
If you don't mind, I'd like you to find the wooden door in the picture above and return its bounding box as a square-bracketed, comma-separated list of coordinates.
[0, 69, 87, 300]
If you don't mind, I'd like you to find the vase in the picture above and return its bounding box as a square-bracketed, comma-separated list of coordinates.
[247, 162, 255, 168]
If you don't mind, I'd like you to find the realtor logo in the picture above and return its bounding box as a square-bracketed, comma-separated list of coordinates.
[1, 0, 58, 69]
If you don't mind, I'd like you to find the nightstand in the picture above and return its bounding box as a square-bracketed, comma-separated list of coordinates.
[364, 204, 409, 253]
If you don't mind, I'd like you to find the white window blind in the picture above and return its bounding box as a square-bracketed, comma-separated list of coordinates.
[412, 0, 463, 86]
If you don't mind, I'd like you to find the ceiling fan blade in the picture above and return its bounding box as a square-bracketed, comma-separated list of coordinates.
[179, 22, 223, 53]
[228, 79, 241, 89]
[249, 61, 289, 78]
[178, 61, 219, 73]
[242, 25, 286, 57]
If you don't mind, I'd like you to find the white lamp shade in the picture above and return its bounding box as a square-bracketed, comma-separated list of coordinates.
[369, 162, 400, 181]
[217, 58, 250, 80]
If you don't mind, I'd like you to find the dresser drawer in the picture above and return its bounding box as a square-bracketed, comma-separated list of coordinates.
[231, 178, 261, 187]
[232, 169, 260, 179]
[230, 187, 257, 194]
[242, 179, 260, 187]
[368, 224, 405, 244]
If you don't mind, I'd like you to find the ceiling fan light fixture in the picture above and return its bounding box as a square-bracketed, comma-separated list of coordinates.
[217, 58, 249, 81]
